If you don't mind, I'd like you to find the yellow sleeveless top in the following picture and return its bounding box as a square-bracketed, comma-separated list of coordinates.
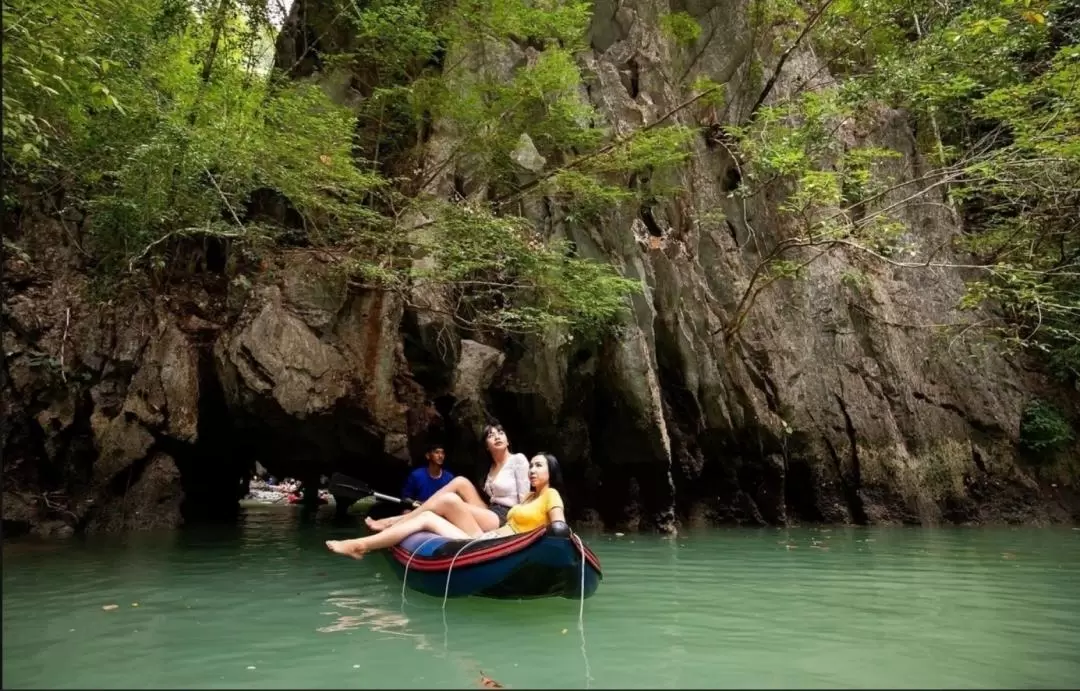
[505, 487, 564, 534]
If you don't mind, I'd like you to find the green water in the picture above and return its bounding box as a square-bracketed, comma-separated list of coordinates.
[3, 508, 1079, 689]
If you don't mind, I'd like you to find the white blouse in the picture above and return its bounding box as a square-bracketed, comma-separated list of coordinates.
[483, 453, 530, 507]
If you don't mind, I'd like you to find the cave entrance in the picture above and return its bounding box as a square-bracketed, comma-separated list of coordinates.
[171, 349, 248, 525]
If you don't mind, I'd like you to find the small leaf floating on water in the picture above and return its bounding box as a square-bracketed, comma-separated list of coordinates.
[478, 672, 504, 688]
[102, 604, 119, 611]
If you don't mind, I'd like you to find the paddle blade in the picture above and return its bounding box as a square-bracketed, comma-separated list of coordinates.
[328, 473, 372, 501]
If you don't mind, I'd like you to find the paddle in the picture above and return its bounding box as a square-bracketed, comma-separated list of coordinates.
[328, 472, 421, 508]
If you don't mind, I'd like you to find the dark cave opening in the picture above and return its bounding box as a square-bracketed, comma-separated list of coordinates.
[584, 374, 676, 530]
[784, 455, 824, 523]
[172, 349, 247, 525]
[2, 520, 32, 539]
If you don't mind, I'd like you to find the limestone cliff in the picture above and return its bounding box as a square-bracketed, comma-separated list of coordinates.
[269, 0, 1080, 530]
[2, 0, 1077, 538]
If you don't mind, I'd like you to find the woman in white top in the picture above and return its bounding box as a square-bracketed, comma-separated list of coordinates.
[365, 424, 530, 534]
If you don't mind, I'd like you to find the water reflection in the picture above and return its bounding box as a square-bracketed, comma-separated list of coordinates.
[318, 593, 433, 651]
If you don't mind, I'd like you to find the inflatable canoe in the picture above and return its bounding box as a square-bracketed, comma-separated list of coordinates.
[386, 523, 602, 600]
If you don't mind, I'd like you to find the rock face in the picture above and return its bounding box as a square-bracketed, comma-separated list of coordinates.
[3, 0, 1077, 538]
[2, 212, 196, 536]
[213, 253, 426, 484]
[269, 0, 1078, 531]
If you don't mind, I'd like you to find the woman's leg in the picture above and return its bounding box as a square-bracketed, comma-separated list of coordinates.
[368, 476, 489, 530]
[368, 492, 499, 533]
[416, 493, 487, 534]
[327, 511, 473, 559]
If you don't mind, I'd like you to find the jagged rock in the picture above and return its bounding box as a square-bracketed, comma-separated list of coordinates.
[214, 264, 415, 482]
[34, 393, 77, 462]
[91, 411, 155, 485]
[1, 216, 197, 538]
[218, 285, 350, 417]
[32, 520, 75, 539]
[280, 256, 348, 333]
[510, 133, 546, 173]
[123, 321, 199, 443]
[452, 340, 505, 401]
[1, 492, 38, 529]
[85, 452, 184, 533]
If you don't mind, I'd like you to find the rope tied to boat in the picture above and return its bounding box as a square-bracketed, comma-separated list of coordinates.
[570, 529, 593, 689]
[442, 536, 488, 610]
[439, 534, 489, 653]
[401, 535, 442, 608]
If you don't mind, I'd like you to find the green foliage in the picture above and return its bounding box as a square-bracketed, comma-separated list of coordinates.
[722, 0, 1079, 380]
[448, 0, 592, 48]
[4, 0, 384, 270]
[352, 202, 642, 335]
[585, 125, 697, 175]
[3, 0, 668, 338]
[1019, 400, 1075, 453]
[660, 11, 702, 47]
[691, 76, 727, 108]
[541, 170, 634, 220]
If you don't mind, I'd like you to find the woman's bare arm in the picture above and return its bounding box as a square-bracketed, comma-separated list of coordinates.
[514, 455, 530, 503]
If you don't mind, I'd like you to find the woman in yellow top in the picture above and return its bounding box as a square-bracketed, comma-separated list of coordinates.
[326, 454, 566, 560]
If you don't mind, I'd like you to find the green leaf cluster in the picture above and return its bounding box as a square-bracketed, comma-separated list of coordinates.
[4, 0, 676, 339]
[726, 0, 1079, 382]
[1019, 400, 1075, 453]
[660, 11, 702, 47]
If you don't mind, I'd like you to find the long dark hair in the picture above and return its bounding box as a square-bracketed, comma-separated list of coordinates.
[535, 452, 563, 492]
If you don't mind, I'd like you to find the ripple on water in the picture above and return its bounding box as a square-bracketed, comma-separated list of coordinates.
[3, 516, 1080, 689]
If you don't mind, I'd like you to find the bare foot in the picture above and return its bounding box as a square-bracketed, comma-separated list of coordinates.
[326, 539, 366, 560]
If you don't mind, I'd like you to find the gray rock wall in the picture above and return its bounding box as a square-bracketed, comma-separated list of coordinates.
[3, 0, 1076, 538]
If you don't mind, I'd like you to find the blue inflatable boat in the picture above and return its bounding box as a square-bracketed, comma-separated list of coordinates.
[386, 523, 602, 600]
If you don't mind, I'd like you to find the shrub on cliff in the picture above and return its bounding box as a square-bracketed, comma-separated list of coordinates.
[713, 0, 1079, 383]
[1020, 400, 1075, 454]
[1, 0, 646, 338]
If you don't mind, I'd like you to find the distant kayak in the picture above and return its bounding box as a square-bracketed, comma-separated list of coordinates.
[285, 493, 328, 505]
[384, 524, 602, 600]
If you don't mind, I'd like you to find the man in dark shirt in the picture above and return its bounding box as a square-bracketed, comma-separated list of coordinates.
[401, 443, 455, 503]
